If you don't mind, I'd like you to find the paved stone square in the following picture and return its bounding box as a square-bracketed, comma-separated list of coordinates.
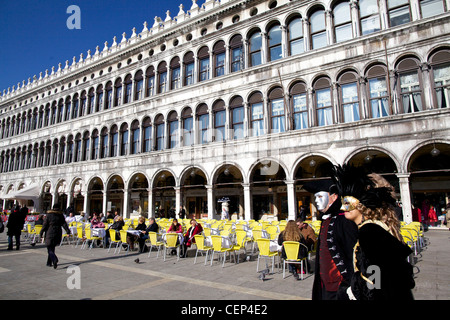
[0, 229, 448, 302]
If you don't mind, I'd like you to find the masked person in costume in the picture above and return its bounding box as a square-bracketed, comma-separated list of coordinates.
[332, 164, 415, 300]
[303, 179, 358, 300]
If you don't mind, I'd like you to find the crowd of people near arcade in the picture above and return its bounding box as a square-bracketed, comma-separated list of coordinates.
[412, 198, 450, 228]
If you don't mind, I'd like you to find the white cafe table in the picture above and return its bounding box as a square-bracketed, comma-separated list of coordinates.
[126, 229, 142, 236]
[92, 228, 106, 238]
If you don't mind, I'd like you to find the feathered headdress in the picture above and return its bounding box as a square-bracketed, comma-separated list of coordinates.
[332, 164, 396, 210]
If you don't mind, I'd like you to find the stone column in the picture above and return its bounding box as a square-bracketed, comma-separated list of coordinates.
[175, 186, 181, 218]
[420, 62, 434, 110]
[261, 32, 268, 64]
[397, 173, 413, 223]
[242, 183, 252, 221]
[280, 25, 288, 58]
[148, 188, 154, 218]
[206, 185, 214, 219]
[350, 0, 361, 38]
[286, 180, 297, 221]
[123, 188, 129, 218]
[102, 190, 108, 215]
[83, 191, 89, 215]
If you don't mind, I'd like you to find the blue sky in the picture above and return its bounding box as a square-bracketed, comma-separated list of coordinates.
[0, 0, 192, 94]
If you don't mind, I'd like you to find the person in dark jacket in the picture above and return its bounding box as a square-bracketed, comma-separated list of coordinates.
[137, 218, 159, 253]
[7, 205, 27, 250]
[104, 215, 125, 248]
[333, 165, 415, 300]
[303, 179, 358, 300]
[40, 204, 70, 268]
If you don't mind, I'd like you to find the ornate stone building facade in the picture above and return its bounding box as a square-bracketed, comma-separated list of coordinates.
[0, 0, 449, 222]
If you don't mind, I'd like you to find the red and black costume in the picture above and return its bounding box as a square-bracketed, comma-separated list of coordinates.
[303, 180, 358, 300]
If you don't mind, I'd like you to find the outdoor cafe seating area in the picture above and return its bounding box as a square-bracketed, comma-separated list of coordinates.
[20, 217, 323, 279]
[19, 215, 427, 281]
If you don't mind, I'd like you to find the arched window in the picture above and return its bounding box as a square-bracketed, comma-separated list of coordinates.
[59, 137, 66, 164]
[32, 108, 38, 130]
[430, 49, 450, 109]
[339, 71, 361, 122]
[146, 66, 155, 97]
[82, 132, 90, 161]
[74, 134, 82, 162]
[249, 30, 262, 66]
[197, 104, 209, 144]
[213, 41, 226, 77]
[52, 139, 59, 165]
[359, 0, 381, 35]
[57, 99, 64, 123]
[230, 34, 244, 72]
[420, 0, 445, 18]
[288, 16, 304, 56]
[105, 81, 113, 110]
[33, 141, 42, 168]
[20, 147, 26, 170]
[314, 77, 333, 126]
[88, 88, 95, 114]
[26, 145, 33, 169]
[170, 57, 181, 90]
[388, 0, 411, 27]
[114, 78, 123, 106]
[80, 91, 87, 117]
[230, 96, 244, 139]
[72, 94, 79, 119]
[134, 70, 144, 100]
[100, 128, 108, 159]
[43, 141, 50, 167]
[44, 104, 50, 127]
[67, 135, 74, 163]
[157, 62, 168, 94]
[22, 111, 28, 132]
[334, 1, 353, 43]
[269, 87, 285, 133]
[397, 57, 424, 113]
[366, 64, 390, 118]
[96, 84, 103, 112]
[249, 92, 265, 136]
[110, 125, 119, 157]
[142, 117, 152, 152]
[91, 129, 99, 160]
[131, 120, 140, 154]
[64, 96, 72, 121]
[124, 74, 133, 104]
[8, 149, 14, 171]
[120, 123, 129, 156]
[182, 108, 193, 146]
[198, 46, 210, 82]
[213, 100, 226, 141]
[184, 52, 195, 86]
[154, 114, 165, 150]
[268, 23, 282, 61]
[8, 117, 15, 138]
[168, 111, 179, 149]
[310, 9, 327, 49]
[290, 82, 308, 130]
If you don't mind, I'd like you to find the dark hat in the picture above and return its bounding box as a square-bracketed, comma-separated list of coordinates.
[302, 179, 337, 194]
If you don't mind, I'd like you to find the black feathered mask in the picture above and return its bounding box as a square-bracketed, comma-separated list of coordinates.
[332, 164, 396, 210]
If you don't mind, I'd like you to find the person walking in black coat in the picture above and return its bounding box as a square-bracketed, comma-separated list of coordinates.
[6, 205, 27, 250]
[303, 179, 358, 300]
[40, 204, 70, 269]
